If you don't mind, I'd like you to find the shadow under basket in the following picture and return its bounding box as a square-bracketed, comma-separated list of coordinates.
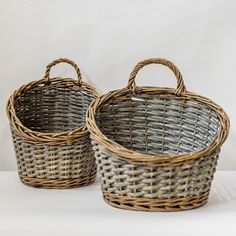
[7, 58, 99, 189]
[87, 58, 230, 211]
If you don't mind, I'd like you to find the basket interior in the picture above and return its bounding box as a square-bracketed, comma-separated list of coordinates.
[95, 93, 221, 155]
[15, 86, 95, 133]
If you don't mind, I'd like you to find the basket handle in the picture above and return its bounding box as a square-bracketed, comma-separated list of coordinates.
[43, 58, 82, 86]
[127, 58, 186, 95]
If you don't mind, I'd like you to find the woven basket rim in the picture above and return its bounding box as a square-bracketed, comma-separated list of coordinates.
[87, 58, 230, 164]
[87, 86, 230, 164]
[7, 76, 99, 144]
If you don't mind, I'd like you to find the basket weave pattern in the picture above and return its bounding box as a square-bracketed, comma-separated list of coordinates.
[87, 58, 229, 211]
[94, 144, 219, 211]
[7, 58, 99, 188]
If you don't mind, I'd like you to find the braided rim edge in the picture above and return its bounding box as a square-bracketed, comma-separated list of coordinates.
[87, 87, 229, 164]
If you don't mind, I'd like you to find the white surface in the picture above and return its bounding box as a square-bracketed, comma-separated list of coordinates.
[0, 0, 236, 170]
[0, 171, 235, 236]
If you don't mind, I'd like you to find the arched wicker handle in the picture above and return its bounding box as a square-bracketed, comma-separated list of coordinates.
[44, 58, 82, 86]
[127, 58, 186, 95]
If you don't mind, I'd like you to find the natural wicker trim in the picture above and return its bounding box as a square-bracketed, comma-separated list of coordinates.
[7, 58, 99, 145]
[87, 58, 230, 165]
[102, 190, 210, 212]
[127, 58, 186, 95]
[19, 172, 96, 189]
[43, 58, 83, 86]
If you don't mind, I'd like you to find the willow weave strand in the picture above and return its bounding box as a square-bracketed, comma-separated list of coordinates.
[7, 58, 99, 188]
[87, 58, 229, 211]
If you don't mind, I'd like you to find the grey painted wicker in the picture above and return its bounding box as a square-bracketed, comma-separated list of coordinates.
[87, 58, 230, 211]
[7, 58, 99, 188]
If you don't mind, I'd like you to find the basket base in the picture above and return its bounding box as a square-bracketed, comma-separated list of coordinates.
[102, 191, 210, 212]
[19, 172, 96, 189]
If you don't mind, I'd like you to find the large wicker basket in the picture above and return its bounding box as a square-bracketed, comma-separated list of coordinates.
[87, 58, 230, 211]
[7, 58, 99, 189]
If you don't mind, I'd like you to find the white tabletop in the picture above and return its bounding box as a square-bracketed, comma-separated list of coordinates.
[0, 171, 235, 236]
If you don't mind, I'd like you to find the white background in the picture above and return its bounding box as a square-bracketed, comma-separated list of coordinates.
[0, 0, 235, 170]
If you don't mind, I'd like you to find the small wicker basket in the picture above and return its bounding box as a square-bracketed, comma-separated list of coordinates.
[87, 58, 230, 211]
[7, 58, 99, 189]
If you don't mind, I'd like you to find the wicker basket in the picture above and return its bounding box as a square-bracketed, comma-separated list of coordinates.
[87, 58, 230, 211]
[7, 58, 99, 189]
